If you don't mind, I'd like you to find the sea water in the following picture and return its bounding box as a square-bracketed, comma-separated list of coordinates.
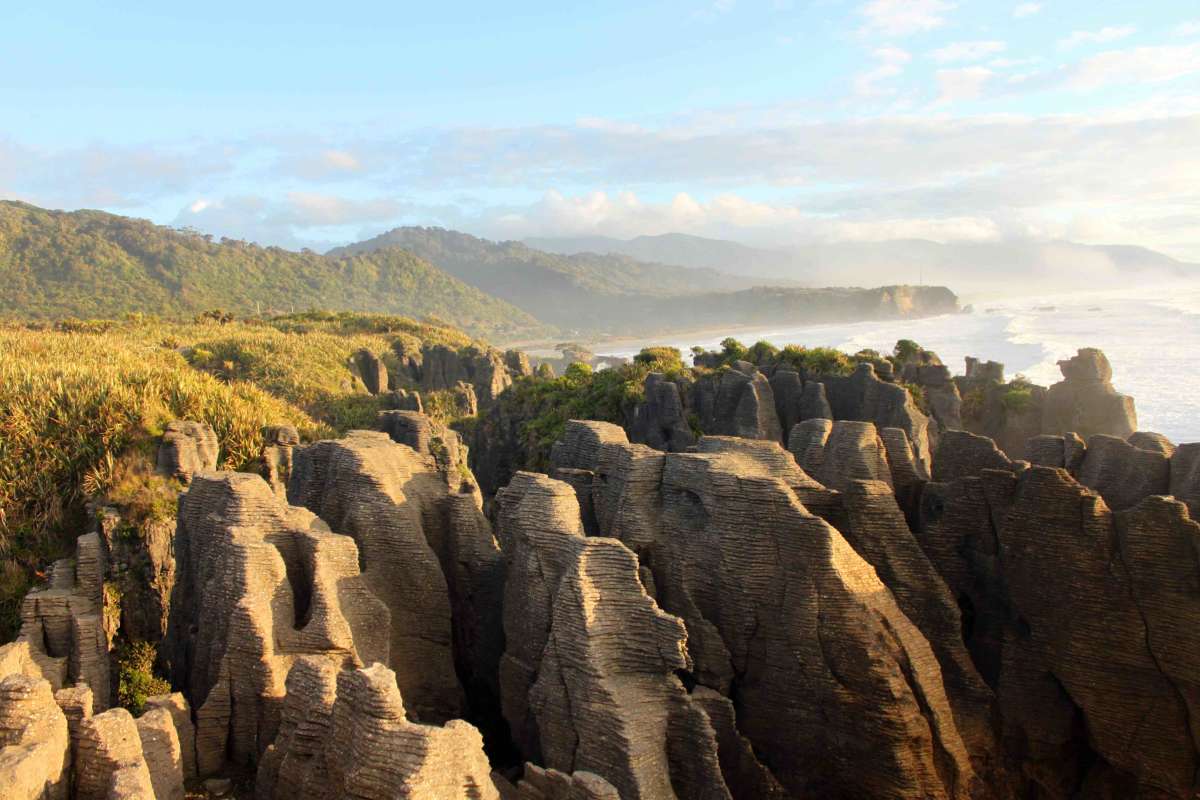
[600, 286, 1200, 444]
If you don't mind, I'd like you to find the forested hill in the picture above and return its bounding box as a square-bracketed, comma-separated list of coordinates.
[0, 201, 544, 339]
[328, 225, 745, 300]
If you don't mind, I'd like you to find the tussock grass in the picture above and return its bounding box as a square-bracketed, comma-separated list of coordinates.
[0, 311, 478, 638]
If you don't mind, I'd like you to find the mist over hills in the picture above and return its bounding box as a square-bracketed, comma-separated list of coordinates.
[529, 232, 1200, 296]
[330, 225, 956, 335]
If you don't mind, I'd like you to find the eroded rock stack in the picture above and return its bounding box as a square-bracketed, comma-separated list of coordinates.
[549, 420, 977, 798]
[166, 470, 389, 774]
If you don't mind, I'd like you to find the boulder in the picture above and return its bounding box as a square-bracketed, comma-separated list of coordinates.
[157, 421, 219, 483]
[504, 764, 619, 799]
[918, 465, 1200, 797]
[1025, 433, 1086, 473]
[17, 533, 109, 708]
[421, 344, 513, 407]
[259, 424, 300, 498]
[553, 424, 977, 798]
[144, 693, 196, 779]
[798, 380, 832, 421]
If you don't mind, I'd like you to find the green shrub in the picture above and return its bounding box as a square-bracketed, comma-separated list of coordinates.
[115, 639, 170, 715]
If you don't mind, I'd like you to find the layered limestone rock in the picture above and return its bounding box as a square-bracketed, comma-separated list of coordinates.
[1042, 349, 1137, 441]
[1025, 432, 1086, 473]
[1076, 433, 1170, 511]
[691, 364, 782, 442]
[156, 420, 219, 483]
[17, 532, 110, 708]
[351, 348, 388, 395]
[549, 421, 976, 798]
[500, 764, 619, 799]
[0, 673, 69, 800]
[167, 471, 389, 775]
[787, 418, 892, 492]
[627, 372, 696, 452]
[135, 707, 184, 800]
[932, 429, 1014, 482]
[258, 424, 301, 498]
[917, 462, 1200, 798]
[259, 658, 497, 799]
[144, 693, 196, 779]
[495, 472, 732, 800]
[75, 708, 155, 800]
[289, 428, 505, 729]
[419, 344, 513, 407]
[1169, 442, 1200, 518]
[821, 362, 932, 471]
[95, 504, 176, 645]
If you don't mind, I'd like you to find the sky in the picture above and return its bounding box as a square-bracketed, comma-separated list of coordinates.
[1, 1, 1198, 258]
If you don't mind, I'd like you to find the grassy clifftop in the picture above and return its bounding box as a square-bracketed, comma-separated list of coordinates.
[0, 311, 486, 636]
[0, 201, 545, 340]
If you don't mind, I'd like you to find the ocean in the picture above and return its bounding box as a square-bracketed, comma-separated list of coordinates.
[599, 285, 1200, 445]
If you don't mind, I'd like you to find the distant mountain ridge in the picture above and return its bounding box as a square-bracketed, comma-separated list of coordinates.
[527, 232, 1199, 294]
[335, 226, 959, 336]
[0, 201, 543, 339]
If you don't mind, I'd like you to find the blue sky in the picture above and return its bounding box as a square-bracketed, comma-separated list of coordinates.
[1, 1, 1198, 257]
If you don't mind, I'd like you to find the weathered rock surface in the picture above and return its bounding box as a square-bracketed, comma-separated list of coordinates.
[495, 472, 731, 799]
[1024, 432, 1086, 473]
[628, 372, 695, 452]
[788, 418, 892, 492]
[157, 420, 219, 483]
[1169, 442, 1200, 519]
[691, 366, 782, 442]
[917, 462, 1200, 798]
[551, 421, 976, 798]
[143, 692, 196, 779]
[290, 427, 506, 739]
[822, 362, 932, 471]
[352, 348, 388, 395]
[933, 429, 1014, 482]
[287, 432, 467, 722]
[501, 764, 620, 800]
[135, 707, 184, 800]
[17, 532, 110, 709]
[420, 344, 513, 407]
[259, 658, 497, 799]
[167, 471, 389, 775]
[76, 708, 154, 800]
[0, 673, 69, 800]
[1042, 349, 1137, 441]
[1077, 433, 1170, 511]
[258, 424, 300, 498]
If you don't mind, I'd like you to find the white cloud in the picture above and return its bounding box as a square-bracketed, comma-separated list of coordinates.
[934, 67, 994, 104]
[1013, 3, 1041, 18]
[859, 0, 955, 38]
[1067, 43, 1200, 90]
[1174, 20, 1200, 37]
[854, 46, 912, 96]
[321, 150, 361, 171]
[1058, 26, 1137, 49]
[930, 40, 1006, 63]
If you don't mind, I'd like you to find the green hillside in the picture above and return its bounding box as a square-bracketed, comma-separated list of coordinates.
[328, 225, 745, 329]
[0, 201, 545, 339]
